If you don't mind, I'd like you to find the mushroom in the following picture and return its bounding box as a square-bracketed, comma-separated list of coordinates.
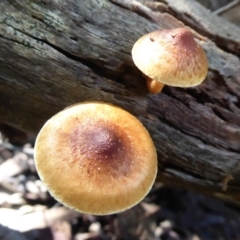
[132, 28, 208, 94]
[34, 102, 157, 215]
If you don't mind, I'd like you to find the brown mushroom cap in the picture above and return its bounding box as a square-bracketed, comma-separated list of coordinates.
[132, 28, 208, 87]
[34, 102, 157, 215]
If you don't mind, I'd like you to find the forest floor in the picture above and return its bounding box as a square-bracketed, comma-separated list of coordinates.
[1, 129, 240, 240]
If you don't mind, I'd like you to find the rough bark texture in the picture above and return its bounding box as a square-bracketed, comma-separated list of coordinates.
[1, 0, 240, 203]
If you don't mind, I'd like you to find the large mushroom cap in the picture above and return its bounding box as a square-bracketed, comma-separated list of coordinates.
[132, 28, 208, 87]
[34, 102, 157, 215]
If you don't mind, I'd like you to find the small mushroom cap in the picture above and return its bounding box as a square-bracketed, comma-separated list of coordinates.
[34, 102, 157, 215]
[132, 28, 208, 87]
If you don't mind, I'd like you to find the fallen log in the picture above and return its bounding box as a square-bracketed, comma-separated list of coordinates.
[1, 0, 240, 203]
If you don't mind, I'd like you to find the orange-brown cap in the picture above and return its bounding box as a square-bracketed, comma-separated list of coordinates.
[132, 28, 208, 87]
[34, 102, 157, 215]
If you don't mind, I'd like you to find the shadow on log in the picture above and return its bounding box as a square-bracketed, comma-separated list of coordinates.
[1, 0, 240, 203]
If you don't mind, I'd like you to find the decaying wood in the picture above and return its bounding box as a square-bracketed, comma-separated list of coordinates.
[1, 0, 240, 203]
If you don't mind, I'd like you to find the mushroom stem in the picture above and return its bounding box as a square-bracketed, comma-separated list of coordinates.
[146, 77, 164, 94]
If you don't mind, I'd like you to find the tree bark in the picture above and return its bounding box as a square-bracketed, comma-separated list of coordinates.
[1, 0, 240, 203]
